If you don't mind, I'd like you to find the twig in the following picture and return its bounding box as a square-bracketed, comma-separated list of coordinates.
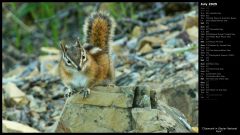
[94, 2, 101, 12]
[3, 39, 35, 64]
[162, 14, 184, 25]
[3, 6, 33, 33]
[129, 55, 152, 67]
[162, 44, 197, 54]
[136, 3, 164, 19]
[3, 73, 60, 90]
[34, 6, 76, 23]
[137, 24, 182, 41]
[113, 26, 129, 40]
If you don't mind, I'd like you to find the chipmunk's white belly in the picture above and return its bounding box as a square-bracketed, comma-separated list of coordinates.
[71, 72, 88, 88]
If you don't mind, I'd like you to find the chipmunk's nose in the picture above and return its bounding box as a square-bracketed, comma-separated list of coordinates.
[77, 66, 81, 71]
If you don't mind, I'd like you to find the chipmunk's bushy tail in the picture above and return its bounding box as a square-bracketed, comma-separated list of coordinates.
[83, 11, 115, 52]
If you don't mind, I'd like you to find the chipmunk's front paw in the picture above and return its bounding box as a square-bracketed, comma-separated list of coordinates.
[80, 87, 91, 98]
[64, 88, 78, 98]
[64, 87, 71, 98]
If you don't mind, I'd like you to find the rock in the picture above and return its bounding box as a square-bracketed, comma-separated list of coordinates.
[41, 47, 60, 55]
[111, 37, 129, 56]
[3, 65, 25, 78]
[32, 86, 45, 97]
[28, 95, 47, 113]
[176, 31, 192, 44]
[145, 53, 153, 60]
[2, 120, 40, 133]
[165, 38, 185, 48]
[55, 86, 191, 133]
[56, 104, 132, 132]
[112, 37, 128, 46]
[67, 86, 135, 108]
[156, 70, 198, 126]
[111, 44, 126, 56]
[191, 127, 199, 133]
[184, 51, 198, 63]
[152, 52, 172, 63]
[123, 68, 131, 74]
[4, 110, 21, 121]
[131, 26, 142, 38]
[147, 23, 168, 34]
[133, 85, 151, 108]
[48, 64, 59, 77]
[164, 3, 191, 15]
[39, 54, 60, 74]
[39, 54, 60, 63]
[183, 16, 198, 30]
[115, 70, 123, 78]
[25, 68, 39, 80]
[138, 36, 165, 49]
[132, 108, 176, 132]
[126, 38, 138, 50]
[156, 101, 190, 133]
[186, 26, 198, 43]
[164, 31, 180, 42]
[2, 95, 6, 112]
[45, 121, 58, 132]
[3, 83, 28, 106]
[116, 72, 141, 86]
[138, 43, 152, 54]
[40, 60, 58, 74]
[38, 120, 46, 132]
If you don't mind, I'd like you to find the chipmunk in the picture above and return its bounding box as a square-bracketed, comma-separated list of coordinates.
[58, 11, 116, 98]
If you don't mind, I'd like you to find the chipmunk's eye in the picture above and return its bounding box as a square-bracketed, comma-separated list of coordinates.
[63, 54, 72, 66]
[82, 55, 87, 61]
[65, 59, 71, 66]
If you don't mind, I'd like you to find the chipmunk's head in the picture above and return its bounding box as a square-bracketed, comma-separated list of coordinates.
[59, 39, 88, 72]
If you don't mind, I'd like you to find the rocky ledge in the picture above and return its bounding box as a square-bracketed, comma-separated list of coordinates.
[55, 85, 193, 133]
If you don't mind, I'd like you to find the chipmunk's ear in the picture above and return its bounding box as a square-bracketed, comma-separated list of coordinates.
[76, 37, 82, 48]
[59, 41, 67, 53]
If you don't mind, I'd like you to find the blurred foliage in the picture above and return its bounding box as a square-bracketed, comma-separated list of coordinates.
[2, 2, 139, 55]
[2, 2, 196, 55]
